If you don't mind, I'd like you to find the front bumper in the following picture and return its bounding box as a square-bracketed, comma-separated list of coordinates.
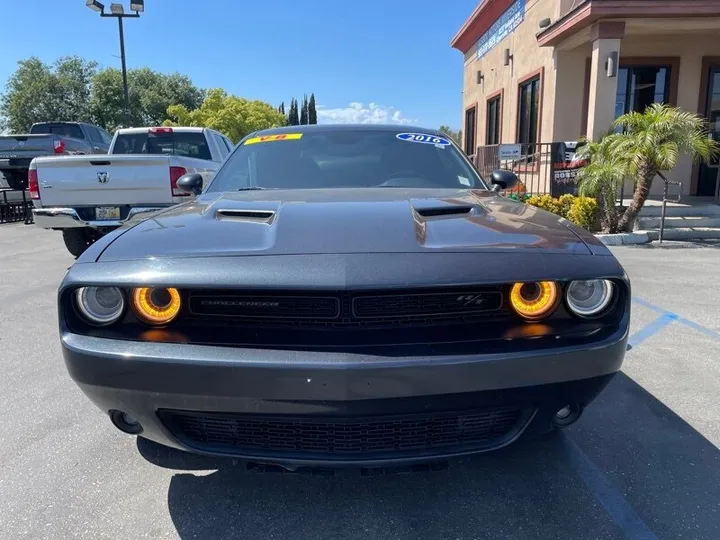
[33, 206, 166, 229]
[62, 314, 628, 467]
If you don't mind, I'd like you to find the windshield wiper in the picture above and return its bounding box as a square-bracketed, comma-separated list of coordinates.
[236, 186, 267, 191]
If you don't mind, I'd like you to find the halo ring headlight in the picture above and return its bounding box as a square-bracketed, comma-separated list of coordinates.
[566, 279, 614, 318]
[510, 281, 559, 321]
[131, 287, 182, 325]
[75, 286, 125, 326]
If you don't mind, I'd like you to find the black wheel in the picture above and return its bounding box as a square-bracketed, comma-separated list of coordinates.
[62, 228, 98, 258]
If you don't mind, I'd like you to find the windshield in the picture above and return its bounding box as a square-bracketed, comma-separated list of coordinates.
[205, 129, 487, 192]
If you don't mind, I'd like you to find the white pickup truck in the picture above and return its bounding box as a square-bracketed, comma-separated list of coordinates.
[30, 126, 234, 257]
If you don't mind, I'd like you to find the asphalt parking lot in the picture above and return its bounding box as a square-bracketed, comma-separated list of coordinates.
[1, 223, 718, 540]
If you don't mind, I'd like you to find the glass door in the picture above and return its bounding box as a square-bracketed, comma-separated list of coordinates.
[615, 65, 671, 123]
[698, 65, 720, 199]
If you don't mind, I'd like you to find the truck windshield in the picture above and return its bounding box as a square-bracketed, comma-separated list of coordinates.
[112, 131, 212, 160]
[206, 129, 486, 192]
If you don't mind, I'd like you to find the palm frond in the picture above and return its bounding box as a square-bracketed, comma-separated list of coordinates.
[655, 141, 679, 170]
[615, 103, 718, 171]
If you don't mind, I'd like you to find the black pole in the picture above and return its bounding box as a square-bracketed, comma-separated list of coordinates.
[117, 16, 130, 127]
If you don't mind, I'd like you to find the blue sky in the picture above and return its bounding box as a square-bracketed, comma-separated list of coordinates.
[0, 0, 478, 130]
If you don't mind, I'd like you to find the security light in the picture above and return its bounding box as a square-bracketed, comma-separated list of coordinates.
[86, 0, 104, 13]
[110, 3, 124, 15]
[130, 0, 144, 12]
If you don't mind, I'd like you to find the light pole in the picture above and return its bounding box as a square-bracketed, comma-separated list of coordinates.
[86, 0, 144, 127]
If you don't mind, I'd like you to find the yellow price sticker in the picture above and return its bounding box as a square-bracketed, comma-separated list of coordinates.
[243, 133, 303, 145]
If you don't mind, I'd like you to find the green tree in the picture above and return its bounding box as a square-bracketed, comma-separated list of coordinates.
[278, 102, 285, 116]
[308, 93, 317, 124]
[90, 67, 204, 131]
[1, 56, 97, 132]
[300, 94, 309, 125]
[438, 125, 462, 145]
[165, 88, 286, 143]
[288, 98, 300, 126]
[612, 104, 720, 231]
[575, 135, 630, 233]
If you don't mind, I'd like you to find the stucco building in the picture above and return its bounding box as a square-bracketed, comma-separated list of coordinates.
[452, 0, 720, 199]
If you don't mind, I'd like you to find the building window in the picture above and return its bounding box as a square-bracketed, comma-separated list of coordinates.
[464, 106, 477, 156]
[517, 76, 540, 146]
[486, 96, 501, 145]
[615, 65, 671, 119]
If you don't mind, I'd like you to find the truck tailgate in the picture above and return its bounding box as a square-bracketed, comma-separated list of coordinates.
[0, 134, 56, 157]
[34, 154, 175, 207]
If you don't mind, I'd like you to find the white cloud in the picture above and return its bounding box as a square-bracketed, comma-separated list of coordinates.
[317, 102, 416, 125]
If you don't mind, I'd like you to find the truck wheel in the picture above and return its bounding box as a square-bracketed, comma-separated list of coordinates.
[62, 228, 98, 258]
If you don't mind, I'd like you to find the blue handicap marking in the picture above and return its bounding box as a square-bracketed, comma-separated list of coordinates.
[396, 133, 451, 146]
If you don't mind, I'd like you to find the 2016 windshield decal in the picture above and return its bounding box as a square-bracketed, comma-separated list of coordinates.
[243, 133, 303, 145]
[396, 133, 451, 146]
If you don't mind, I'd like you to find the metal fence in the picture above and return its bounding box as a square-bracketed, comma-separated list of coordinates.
[472, 142, 586, 198]
[0, 189, 34, 225]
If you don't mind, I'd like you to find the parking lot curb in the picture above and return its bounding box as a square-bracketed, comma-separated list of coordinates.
[594, 232, 651, 246]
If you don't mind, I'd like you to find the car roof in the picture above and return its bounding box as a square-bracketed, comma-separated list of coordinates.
[250, 124, 444, 137]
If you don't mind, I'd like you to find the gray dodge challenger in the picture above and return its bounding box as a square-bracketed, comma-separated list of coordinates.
[59, 124, 630, 468]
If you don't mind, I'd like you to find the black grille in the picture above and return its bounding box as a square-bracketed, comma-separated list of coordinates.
[185, 287, 505, 329]
[159, 406, 527, 460]
[353, 291, 502, 319]
[189, 294, 339, 319]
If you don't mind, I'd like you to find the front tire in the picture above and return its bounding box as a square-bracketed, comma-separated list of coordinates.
[62, 228, 99, 258]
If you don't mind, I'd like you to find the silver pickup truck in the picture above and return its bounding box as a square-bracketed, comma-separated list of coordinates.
[30, 126, 234, 257]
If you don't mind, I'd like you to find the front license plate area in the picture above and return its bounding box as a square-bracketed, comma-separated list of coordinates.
[95, 206, 121, 220]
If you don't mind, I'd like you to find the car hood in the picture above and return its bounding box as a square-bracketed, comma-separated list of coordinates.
[96, 188, 598, 261]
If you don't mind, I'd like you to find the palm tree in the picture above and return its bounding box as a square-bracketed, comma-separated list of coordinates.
[575, 134, 629, 233]
[612, 104, 719, 232]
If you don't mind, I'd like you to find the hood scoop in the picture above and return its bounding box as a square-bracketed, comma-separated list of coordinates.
[415, 206, 474, 219]
[215, 209, 276, 223]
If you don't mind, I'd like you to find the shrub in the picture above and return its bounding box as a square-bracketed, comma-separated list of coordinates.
[525, 194, 599, 231]
[567, 196, 599, 231]
[557, 194, 575, 219]
[526, 194, 560, 215]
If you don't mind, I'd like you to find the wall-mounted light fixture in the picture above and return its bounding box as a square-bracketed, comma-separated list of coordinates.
[476, 70, 484, 84]
[605, 51, 618, 78]
[504, 48, 513, 67]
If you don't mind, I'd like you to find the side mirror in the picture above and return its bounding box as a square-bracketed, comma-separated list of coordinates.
[490, 169, 519, 192]
[176, 173, 203, 196]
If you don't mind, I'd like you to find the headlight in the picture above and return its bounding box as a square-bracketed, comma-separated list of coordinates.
[131, 287, 182, 325]
[566, 279, 614, 318]
[510, 281, 559, 321]
[75, 287, 125, 326]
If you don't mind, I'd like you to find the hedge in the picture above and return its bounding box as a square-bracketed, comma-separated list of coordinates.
[525, 194, 599, 232]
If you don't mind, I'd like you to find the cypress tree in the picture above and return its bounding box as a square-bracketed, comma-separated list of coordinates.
[308, 93, 317, 124]
[300, 94, 309, 125]
[288, 98, 300, 126]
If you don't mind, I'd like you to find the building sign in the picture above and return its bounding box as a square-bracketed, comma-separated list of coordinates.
[498, 144, 522, 160]
[476, 0, 526, 60]
[550, 141, 588, 197]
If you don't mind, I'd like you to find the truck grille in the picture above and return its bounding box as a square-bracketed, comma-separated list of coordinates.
[158, 406, 528, 460]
